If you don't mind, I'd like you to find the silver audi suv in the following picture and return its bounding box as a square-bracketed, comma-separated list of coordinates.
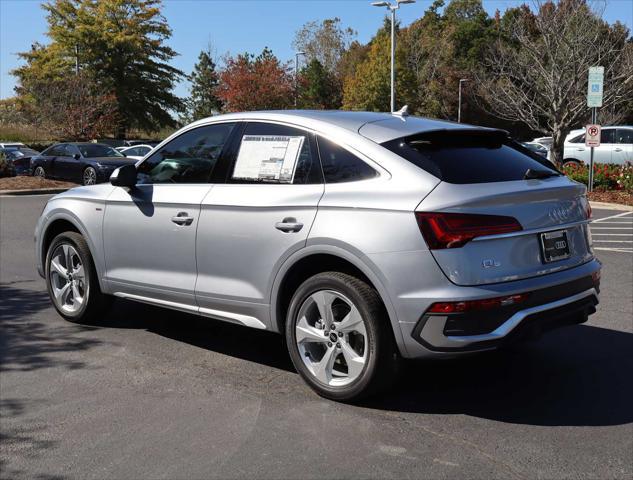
[35, 111, 601, 401]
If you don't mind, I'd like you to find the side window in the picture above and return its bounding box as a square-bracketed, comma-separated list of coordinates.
[317, 137, 377, 183]
[601, 129, 615, 144]
[45, 145, 64, 156]
[570, 134, 585, 143]
[137, 123, 234, 184]
[229, 122, 321, 184]
[616, 129, 633, 144]
[65, 144, 80, 157]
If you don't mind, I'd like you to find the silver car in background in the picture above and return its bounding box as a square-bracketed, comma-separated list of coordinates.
[35, 111, 601, 401]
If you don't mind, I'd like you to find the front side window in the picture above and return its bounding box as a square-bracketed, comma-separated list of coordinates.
[616, 129, 633, 144]
[317, 137, 377, 183]
[570, 134, 585, 143]
[229, 122, 321, 184]
[138, 123, 235, 184]
[600, 129, 615, 144]
[45, 145, 65, 156]
[77, 144, 123, 158]
[65, 144, 81, 157]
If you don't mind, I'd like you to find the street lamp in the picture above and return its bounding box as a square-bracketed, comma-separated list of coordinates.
[372, 0, 415, 113]
[294, 51, 306, 108]
[458, 78, 468, 123]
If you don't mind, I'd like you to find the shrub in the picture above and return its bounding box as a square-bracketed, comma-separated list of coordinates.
[562, 163, 632, 192]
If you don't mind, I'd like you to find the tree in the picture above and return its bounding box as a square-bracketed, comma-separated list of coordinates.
[185, 46, 222, 122]
[476, 0, 633, 163]
[216, 48, 293, 112]
[12, 0, 184, 137]
[22, 73, 118, 140]
[292, 18, 356, 73]
[298, 59, 341, 109]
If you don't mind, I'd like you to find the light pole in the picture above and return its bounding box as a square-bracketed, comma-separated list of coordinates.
[294, 51, 305, 108]
[458, 78, 468, 123]
[371, 0, 415, 113]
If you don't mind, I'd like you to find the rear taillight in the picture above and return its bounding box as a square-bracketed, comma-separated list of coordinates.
[427, 293, 530, 314]
[586, 202, 592, 219]
[415, 212, 522, 249]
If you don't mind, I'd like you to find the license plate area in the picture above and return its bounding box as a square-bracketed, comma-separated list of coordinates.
[540, 229, 571, 263]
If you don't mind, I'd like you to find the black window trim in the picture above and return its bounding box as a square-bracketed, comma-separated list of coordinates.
[135, 121, 238, 185]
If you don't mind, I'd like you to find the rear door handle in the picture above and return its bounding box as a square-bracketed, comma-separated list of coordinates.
[614, 148, 623, 152]
[275, 217, 303, 233]
[576, 148, 585, 151]
[171, 212, 194, 226]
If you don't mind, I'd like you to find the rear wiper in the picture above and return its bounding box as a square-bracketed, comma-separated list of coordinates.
[524, 168, 560, 180]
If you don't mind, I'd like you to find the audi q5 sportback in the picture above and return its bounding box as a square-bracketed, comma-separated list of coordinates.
[35, 111, 601, 401]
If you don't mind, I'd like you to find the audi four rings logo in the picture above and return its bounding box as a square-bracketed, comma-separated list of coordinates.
[548, 206, 573, 223]
[555, 240, 567, 249]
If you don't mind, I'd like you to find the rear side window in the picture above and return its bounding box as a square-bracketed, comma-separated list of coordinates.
[44, 145, 65, 156]
[616, 129, 633, 144]
[381, 130, 558, 184]
[317, 137, 377, 183]
[600, 129, 615, 143]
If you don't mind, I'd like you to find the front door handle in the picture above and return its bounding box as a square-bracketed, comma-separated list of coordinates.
[275, 217, 303, 233]
[171, 212, 194, 226]
[614, 148, 623, 152]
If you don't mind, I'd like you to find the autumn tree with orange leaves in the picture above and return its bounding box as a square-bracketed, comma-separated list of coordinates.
[216, 48, 294, 112]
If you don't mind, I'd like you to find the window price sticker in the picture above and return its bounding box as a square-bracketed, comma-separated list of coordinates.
[233, 135, 305, 183]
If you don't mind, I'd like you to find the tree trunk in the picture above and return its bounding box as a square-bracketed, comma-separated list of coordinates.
[551, 128, 566, 166]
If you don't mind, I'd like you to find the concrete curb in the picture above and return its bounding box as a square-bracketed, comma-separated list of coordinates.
[0, 187, 70, 196]
[589, 201, 633, 212]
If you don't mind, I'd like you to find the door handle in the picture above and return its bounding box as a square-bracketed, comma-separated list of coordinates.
[275, 217, 303, 233]
[171, 212, 194, 226]
[614, 148, 623, 152]
[576, 148, 585, 151]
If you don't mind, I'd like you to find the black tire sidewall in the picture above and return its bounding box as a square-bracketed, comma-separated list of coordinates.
[285, 272, 389, 402]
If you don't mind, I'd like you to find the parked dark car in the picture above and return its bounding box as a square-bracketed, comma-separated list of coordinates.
[31, 143, 136, 185]
[0, 146, 41, 176]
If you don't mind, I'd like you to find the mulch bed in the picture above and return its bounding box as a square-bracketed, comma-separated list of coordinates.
[0, 176, 78, 191]
[588, 190, 633, 207]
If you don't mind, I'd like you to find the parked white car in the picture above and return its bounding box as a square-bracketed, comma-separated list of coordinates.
[115, 144, 154, 160]
[563, 126, 633, 167]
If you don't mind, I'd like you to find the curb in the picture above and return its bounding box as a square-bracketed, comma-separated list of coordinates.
[589, 201, 633, 212]
[0, 188, 70, 196]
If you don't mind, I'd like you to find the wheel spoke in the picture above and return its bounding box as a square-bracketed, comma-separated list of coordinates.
[50, 258, 67, 276]
[310, 290, 335, 326]
[337, 304, 365, 334]
[71, 282, 83, 306]
[53, 281, 71, 303]
[73, 264, 84, 280]
[340, 340, 365, 379]
[312, 345, 338, 384]
[296, 316, 326, 344]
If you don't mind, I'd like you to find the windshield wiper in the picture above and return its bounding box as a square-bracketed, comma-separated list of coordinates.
[524, 168, 560, 180]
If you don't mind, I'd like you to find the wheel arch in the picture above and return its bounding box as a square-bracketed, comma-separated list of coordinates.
[270, 245, 408, 357]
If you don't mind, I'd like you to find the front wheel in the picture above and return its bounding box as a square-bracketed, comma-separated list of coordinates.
[45, 232, 110, 323]
[33, 166, 45, 178]
[82, 166, 97, 186]
[285, 272, 399, 402]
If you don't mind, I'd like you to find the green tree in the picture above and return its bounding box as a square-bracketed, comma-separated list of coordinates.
[292, 18, 356, 73]
[12, 0, 184, 137]
[187, 47, 222, 121]
[298, 59, 341, 109]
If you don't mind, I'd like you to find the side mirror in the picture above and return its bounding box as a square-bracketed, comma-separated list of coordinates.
[73, 153, 81, 160]
[110, 163, 137, 187]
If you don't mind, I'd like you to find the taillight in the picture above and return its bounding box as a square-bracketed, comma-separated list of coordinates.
[415, 212, 522, 249]
[586, 202, 592, 219]
[427, 293, 530, 314]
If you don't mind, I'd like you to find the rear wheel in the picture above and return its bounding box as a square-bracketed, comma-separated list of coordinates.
[562, 159, 581, 170]
[33, 166, 45, 178]
[285, 272, 399, 402]
[45, 232, 110, 323]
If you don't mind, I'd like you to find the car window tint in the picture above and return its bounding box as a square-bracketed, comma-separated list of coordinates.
[65, 144, 80, 157]
[381, 130, 558, 184]
[317, 137, 377, 183]
[45, 145, 64, 156]
[600, 129, 615, 143]
[570, 134, 585, 143]
[138, 123, 235, 184]
[616, 129, 633, 144]
[229, 122, 321, 185]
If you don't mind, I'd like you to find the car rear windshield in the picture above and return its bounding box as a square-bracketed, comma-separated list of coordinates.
[381, 130, 559, 184]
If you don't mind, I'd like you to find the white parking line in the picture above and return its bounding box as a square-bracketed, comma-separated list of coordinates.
[591, 227, 633, 230]
[591, 233, 633, 236]
[592, 240, 633, 243]
[592, 212, 633, 223]
[594, 247, 633, 253]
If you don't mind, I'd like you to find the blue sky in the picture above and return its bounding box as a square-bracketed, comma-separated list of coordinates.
[1, 0, 632, 99]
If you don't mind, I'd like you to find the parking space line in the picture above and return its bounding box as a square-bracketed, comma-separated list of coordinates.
[592, 212, 633, 223]
[592, 240, 633, 243]
[591, 227, 633, 230]
[594, 247, 633, 253]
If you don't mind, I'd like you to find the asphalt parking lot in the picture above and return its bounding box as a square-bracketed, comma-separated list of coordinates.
[1, 194, 632, 480]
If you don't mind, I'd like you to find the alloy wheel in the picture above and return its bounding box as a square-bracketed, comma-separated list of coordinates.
[295, 290, 368, 387]
[49, 243, 87, 314]
[83, 167, 97, 185]
[34, 166, 45, 178]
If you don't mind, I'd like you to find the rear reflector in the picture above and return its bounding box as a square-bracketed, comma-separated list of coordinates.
[428, 293, 530, 314]
[415, 212, 522, 249]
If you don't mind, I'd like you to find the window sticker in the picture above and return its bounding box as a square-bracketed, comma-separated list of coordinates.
[233, 135, 305, 183]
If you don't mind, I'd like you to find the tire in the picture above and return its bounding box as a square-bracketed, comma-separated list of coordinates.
[33, 166, 45, 178]
[562, 159, 581, 170]
[285, 271, 400, 402]
[82, 166, 97, 186]
[45, 231, 110, 323]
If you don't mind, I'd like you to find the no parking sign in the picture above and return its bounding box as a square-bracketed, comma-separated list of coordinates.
[585, 124, 601, 147]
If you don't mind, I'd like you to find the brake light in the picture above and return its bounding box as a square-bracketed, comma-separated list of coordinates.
[427, 293, 530, 314]
[415, 212, 522, 249]
[586, 202, 592, 219]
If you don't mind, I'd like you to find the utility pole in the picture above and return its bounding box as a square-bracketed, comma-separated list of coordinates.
[371, 0, 415, 113]
[294, 51, 305, 108]
[458, 78, 468, 123]
[75, 44, 79, 75]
